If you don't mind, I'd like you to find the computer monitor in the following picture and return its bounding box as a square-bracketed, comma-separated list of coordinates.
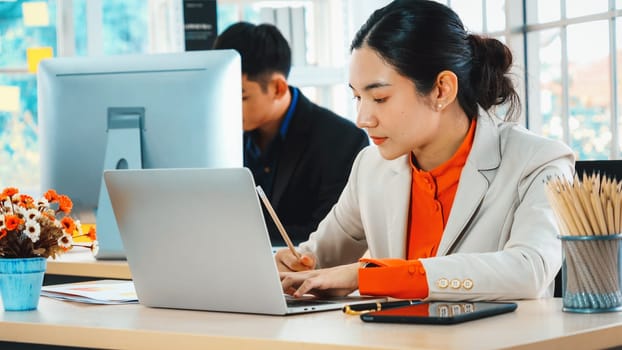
[37, 50, 242, 259]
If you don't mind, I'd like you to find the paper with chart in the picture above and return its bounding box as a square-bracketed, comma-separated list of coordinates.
[41, 280, 138, 304]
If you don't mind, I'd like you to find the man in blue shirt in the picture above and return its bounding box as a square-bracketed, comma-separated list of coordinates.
[213, 22, 369, 246]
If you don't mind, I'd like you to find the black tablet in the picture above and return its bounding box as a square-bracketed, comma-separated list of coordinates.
[360, 301, 517, 325]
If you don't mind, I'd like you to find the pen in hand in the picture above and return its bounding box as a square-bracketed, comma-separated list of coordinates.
[342, 300, 420, 315]
[255, 185, 301, 259]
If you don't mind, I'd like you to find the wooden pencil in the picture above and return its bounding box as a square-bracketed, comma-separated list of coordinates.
[545, 173, 622, 309]
[255, 185, 301, 259]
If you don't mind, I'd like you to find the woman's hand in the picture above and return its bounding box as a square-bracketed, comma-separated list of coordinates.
[280, 263, 360, 298]
[274, 248, 316, 272]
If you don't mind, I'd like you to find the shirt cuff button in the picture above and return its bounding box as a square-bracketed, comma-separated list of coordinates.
[436, 278, 449, 289]
[462, 278, 474, 290]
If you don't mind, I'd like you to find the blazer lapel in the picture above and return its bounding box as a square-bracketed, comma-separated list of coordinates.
[437, 162, 489, 255]
[384, 156, 411, 258]
[271, 94, 311, 207]
[437, 115, 501, 256]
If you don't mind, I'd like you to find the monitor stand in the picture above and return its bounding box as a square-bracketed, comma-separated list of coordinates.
[95, 108, 144, 260]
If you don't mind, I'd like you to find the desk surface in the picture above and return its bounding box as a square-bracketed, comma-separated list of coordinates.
[1, 298, 622, 350]
[46, 250, 131, 279]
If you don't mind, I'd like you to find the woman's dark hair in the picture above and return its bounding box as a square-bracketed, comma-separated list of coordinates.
[351, 0, 520, 121]
[213, 22, 291, 92]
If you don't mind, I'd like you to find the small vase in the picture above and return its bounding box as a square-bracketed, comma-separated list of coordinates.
[0, 257, 47, 311]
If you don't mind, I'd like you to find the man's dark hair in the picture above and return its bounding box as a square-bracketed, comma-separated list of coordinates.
[213, 22, 292, 91]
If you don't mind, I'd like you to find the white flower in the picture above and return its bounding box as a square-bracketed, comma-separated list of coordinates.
[1, 199, 9, 210]
[74, 220, 83, 235]
[58, 233, 73, 248]
[13, 205, 25, 215]
[11, 206, 27, 222]
[90, 240, 99, 256]
[25, 208, 40, 221]
[10, 194, 21, 205]
[3, 199, 14, 211]
[36, 198, 49, 210]
[24, 220, 41, 242]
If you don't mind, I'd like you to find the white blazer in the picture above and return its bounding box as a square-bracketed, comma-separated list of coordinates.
[299, 115, 575, 300]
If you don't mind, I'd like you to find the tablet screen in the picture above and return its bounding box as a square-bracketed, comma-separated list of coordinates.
[360, 301, 517, 325]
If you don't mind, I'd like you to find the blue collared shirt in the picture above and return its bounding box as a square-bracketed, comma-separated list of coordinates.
[244, 87, 299, 197]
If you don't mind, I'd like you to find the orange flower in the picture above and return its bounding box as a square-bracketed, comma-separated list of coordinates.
[19, 194, 35, 208]
[5, 215, 23, 231]
[2, 187, 19, 197]
[0, 187, 99, 259]
[44, 189, 59, 202]
[87, 226, 97, 241]
[61, 216, 76, 233]
[58, 195, 73, 214]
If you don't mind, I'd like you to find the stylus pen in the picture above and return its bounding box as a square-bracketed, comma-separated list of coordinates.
[255, 185, 301, 259]
[342, 300, 420, 315]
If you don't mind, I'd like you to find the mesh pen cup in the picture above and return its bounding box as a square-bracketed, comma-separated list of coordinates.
[559, 234, 622, 313]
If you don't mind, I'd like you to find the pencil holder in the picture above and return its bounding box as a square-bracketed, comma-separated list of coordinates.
[560, 234, 622, 313]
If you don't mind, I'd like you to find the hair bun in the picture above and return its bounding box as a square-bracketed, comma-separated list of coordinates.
[468, 34, 519, 115]
[468, 34, 512, 73]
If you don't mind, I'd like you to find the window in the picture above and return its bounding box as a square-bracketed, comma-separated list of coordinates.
[445, 0, 524, 123]
[0, 0, 57, 192]
[5, 0, 620, 193]
[0, 0, 178, 191]
[1, 0, 352, 191]
[218, 0, 352, 120]
[525, 0, 621, 160]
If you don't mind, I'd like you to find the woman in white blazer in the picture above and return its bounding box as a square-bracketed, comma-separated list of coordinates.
[276, 0, 575, 301]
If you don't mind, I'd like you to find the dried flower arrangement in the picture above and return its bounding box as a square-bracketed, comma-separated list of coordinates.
[0, 187, 98, 259]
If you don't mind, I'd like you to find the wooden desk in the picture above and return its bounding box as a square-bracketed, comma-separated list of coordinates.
[45, 250, 131, 284]
[1, 298, 621, 349]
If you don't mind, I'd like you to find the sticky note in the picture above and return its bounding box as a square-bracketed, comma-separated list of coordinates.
[27, 46, 53, 73]
[0, 85, 21, 112]
[22, 2, 50, 27]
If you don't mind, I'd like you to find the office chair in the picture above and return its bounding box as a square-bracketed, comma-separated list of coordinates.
[553, 159, 622, 297]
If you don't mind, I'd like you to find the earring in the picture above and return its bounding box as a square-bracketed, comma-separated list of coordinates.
[437, 103, 443, 110]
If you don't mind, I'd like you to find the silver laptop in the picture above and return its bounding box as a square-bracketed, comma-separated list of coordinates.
[103, 167, 386, 315]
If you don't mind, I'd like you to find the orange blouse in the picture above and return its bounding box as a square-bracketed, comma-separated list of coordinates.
[359, 120, 477, 299]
